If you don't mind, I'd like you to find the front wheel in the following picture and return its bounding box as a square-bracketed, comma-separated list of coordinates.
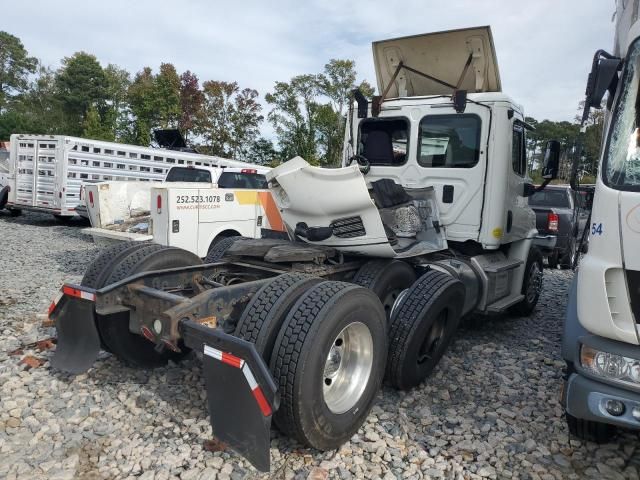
[510, 248, 543, 316]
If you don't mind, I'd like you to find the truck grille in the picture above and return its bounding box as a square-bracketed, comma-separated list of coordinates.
[330, 216, 366, 238]
[628, 269, 640, 323]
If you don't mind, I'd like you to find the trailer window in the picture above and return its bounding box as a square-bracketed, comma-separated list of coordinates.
[165, 167, 212, 183]
[218, 172, 268, 189]
[129, 153, 137, 159]
[603, 39, 640, 190]
[418, 114, 481, 168]
[358, 118, 408, 166]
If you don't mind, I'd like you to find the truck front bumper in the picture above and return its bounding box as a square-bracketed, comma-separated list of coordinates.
[565, 373, 640, 429]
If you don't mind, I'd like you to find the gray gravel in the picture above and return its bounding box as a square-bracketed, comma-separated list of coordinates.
[1, 210, 639, 480]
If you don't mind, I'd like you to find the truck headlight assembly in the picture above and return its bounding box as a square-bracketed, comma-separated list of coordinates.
[580, 344, 640, 386]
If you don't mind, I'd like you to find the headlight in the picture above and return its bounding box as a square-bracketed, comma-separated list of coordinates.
[580, 344, 640, 386]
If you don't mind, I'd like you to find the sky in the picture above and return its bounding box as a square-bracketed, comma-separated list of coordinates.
[4, 0, 616, 135]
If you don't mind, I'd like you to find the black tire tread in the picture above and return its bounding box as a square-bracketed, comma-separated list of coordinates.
[204, 236, 245, 263]
[270, 281, 355, 439]
[351, 259, 390, 288]
[104, 243, 166, 285]
[386, 270, 461, 388]
[235, 273, 320, 359]
[511, 248, 544, 316]
[81, 242, 149, 288]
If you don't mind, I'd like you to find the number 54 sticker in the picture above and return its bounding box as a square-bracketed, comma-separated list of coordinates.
[591, 222, 603, 235]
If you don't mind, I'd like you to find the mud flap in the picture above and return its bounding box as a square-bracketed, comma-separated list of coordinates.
[181, 321, 279, 472]
[50, 288, 101, 374]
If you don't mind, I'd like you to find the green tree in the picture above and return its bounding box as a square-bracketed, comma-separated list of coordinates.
[196, 80, 263, 158]
[0, 31, 37, 111]
[154, 63, 180, 128]
[82, 105, 114, 141]
[246, 137, 279, 165]
[127, 67, 156, 145]
[55, 52, 108, 135]
[102, 64, 131, 140]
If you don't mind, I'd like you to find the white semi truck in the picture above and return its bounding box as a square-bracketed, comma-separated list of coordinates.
[0, 133, 250, 219]
[561, 1, 640, 441]
[49, 27, 559, 471]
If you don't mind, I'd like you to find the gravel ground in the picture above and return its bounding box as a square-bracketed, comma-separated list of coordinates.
[1, 211, 639, 480]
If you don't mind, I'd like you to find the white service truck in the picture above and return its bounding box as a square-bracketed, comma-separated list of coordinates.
[83, 165, 285, 257]
[561, 1, 640, 441]
[49, 27, 560, 471]
[0, 133, 250, 220]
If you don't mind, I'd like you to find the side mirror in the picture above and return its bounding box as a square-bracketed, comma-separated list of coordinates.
[581, 50, 621, 124]
[542, 140, 560, 180]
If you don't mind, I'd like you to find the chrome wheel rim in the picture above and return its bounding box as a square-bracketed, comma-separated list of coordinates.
[526, 262, 543, 303]
[323, 322, 374, 414]
[382, 289, 402, 318]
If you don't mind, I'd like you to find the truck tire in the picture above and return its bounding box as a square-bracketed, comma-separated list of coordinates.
[81, 242, 153, 353]
[566, 413, 615, 443]
[270, 281, 387, 450]
[0, 186, 8, 210]
[510, 247, 543, 316]
[204, 236, 246, 263]
[547, 251, 559, 269]
[560, 239, 577, 270]
[8, 208, 21, 217]
[97, 246, 202, 368]
[234, 273, 321, 362]
[386, 270, 465, 390]
[81, 242, 150, 289]
[351, 260, 417, 318]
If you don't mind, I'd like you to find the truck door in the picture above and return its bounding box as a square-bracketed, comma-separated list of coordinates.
[165, 187, 201, 254]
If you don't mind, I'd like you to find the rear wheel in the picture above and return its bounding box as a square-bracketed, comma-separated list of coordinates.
[386, 270, 465, 390]
[510, 248, 543, 316]
[270, 281, 387, 450]
[204, 236, 246, 263]
[234, 273, 321, 362]
[566, 412, 615, 443]
[352, 260, 416, 319]
[0, 186, 8, 210]
[97, 246, 202, 368]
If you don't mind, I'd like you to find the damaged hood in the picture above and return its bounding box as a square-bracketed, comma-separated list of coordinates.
[373, 26, 502, 97]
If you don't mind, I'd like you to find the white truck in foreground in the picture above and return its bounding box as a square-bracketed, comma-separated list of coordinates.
[561, 1, 640, 441]
[49, 27, 559, 471]
[83, 165, 285, 257]
[0, 133, 250, 220]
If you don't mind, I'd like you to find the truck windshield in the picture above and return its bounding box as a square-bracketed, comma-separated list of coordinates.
[165, 167, 212, 183]
[603, 40, 640, 190]
[528, 189, 571, 208]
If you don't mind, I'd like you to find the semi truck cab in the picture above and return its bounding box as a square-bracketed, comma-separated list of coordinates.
[562, 1, 640, 441]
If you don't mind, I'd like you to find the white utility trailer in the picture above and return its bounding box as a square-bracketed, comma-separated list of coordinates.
[3, 134, 249, 219]
[50, 27, 560, 471]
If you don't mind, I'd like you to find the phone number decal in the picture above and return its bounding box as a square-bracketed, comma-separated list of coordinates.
[175, 195, 221, 204]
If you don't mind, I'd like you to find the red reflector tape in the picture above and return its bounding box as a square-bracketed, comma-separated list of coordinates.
[48, 290, 64, 315]
[203, 345, 272, 416]
[62, 286, 96, 301]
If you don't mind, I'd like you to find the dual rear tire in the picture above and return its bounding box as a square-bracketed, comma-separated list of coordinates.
[82, 242, 202, 367]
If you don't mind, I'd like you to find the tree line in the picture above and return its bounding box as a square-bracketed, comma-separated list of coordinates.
[0, 30, 601, 174]
[0, 31, 372, 166]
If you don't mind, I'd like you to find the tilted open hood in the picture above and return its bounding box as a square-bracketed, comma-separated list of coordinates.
[373, 26, 502, 97]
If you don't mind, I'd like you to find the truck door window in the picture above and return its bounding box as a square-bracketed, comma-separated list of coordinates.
[358, 118, 409, 166]
[165, 167, 212, 183]
[512, 125, 526, 176]
[418, 114, 481, 168]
